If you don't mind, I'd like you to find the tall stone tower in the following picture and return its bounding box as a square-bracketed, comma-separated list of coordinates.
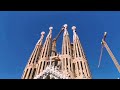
[22, 24, 92, 79]
[22, 31, 45, 79]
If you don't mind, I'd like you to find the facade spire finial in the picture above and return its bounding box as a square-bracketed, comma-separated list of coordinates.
[36, 31, 45, 45]
[63, 24, 69, 36]
[72, 26, 77, 41]
[41, 31, 45, 35]
[46, 26, 53, 38]
[72, 26, 76, 31]
[49, 26, 53, 30]
[63, 24, 68, 30]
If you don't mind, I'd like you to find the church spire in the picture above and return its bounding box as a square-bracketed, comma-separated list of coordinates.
[62, 24, 71, 55]
[40, 26, 52, 59]
[72, 26, 92, 79]
[36, 27, 53, 75]
[61, 24, 74, 78]
[22, 31, 45, 79]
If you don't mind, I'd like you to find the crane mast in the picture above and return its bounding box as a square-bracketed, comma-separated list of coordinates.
[102, 40, 120, 72]
[99, 32, 120, 73]
[51, 26, 64, 56]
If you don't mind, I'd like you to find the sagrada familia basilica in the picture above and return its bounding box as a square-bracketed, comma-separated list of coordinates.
[21, 24, 92, 79]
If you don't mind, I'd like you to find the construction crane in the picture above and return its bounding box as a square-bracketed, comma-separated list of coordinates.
[98, 32, 120, 73]
[51, 25, 65, 56]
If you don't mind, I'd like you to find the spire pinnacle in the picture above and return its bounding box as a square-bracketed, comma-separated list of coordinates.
[63, 24, 69, 36]
[72, 26, 77, 41]
[37, 31, 45, 45]
[41, 31, 45, 35]
[49, 26, 53, 30]
[72, 26, 76, 31]
[63, 24, 68, 29]
[46, 26, 53, 38]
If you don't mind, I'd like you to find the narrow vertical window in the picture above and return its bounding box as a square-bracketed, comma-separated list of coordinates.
[28, 68, 32, 79]
[39, 62, 42, 73]
[32, 56, 36, 63]
[66, 45, 67, 54]
[79, 61, 84, 77]
[23, 69, 28, 79]
[43, 61, 46, 70]
[69, 59, 71, 71]
[77, 62, 79, 70]
[84, 62, 88, 77]
[75, 45, 77, 57]
[77, 43, 81, 57]
[66, 58, 68, 70]
[42, 51, 44, 58]
[66, 58, 68, 66]
[80, 61, 83, 70]
[47, 62, 49, 66]
[73, 63, 75, 76]
[32, 68, 36, 79]
[63, 58, 65, 70]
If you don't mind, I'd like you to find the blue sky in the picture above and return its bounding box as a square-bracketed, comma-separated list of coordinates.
[0, 11, 120, 79]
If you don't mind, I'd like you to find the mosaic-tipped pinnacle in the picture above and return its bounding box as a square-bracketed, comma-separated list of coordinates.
[49, 26, 53, 30]
[63, 24, 68, 28]
[72, 26, 76, 30]
[41, 31, 45, 35]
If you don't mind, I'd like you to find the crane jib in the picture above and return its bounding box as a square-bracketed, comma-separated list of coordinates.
[98, 32, 120, 73]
